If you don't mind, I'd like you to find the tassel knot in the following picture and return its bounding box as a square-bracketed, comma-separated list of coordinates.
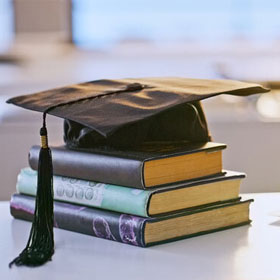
[40, 127, 48, 148]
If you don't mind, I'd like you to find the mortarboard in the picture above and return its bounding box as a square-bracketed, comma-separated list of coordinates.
[6, 77, 269, 267]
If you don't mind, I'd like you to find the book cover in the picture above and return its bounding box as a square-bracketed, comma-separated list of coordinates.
[17, 168, 244, 217]
[28, 142, 226, 189]
[10, 194, 252, 247]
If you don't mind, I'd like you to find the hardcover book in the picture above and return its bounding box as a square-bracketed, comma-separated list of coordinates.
[28, 142, 226, 189]
[10, 194, 252, 247]
[17, 168, 245, 217]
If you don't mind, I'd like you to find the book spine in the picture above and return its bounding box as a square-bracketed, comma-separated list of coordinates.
[10, 194, 147, 247]
[29, 145, 145, 189]
[16, 168, 151, 217]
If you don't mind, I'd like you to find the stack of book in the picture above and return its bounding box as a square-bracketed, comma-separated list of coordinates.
[10, 141, 252, 247]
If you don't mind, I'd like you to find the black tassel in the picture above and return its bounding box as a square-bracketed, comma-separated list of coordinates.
[9, 118, 54, 267]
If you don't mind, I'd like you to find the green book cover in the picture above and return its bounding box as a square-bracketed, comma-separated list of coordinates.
[17, 168, 151, 217]
[16, 168, 244, 218]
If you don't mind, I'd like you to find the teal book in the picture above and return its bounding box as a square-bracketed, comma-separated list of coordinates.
[16, 168, 245, 217]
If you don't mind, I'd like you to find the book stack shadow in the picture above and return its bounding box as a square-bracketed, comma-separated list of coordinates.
[10, 141, 252, 247]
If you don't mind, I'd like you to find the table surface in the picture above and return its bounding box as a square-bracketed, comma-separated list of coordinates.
[1, 193, 280, 280]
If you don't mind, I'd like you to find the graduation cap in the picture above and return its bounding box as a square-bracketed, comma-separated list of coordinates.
[7, 77, 268, 267]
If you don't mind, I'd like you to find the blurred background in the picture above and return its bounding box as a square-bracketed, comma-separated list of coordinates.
[0, 0, 280, 200]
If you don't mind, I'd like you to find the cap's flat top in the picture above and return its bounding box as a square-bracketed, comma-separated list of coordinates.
[7, 77, 269, 136]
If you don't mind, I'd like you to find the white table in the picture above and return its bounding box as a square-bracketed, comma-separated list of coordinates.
[1, 193, 280, 280]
